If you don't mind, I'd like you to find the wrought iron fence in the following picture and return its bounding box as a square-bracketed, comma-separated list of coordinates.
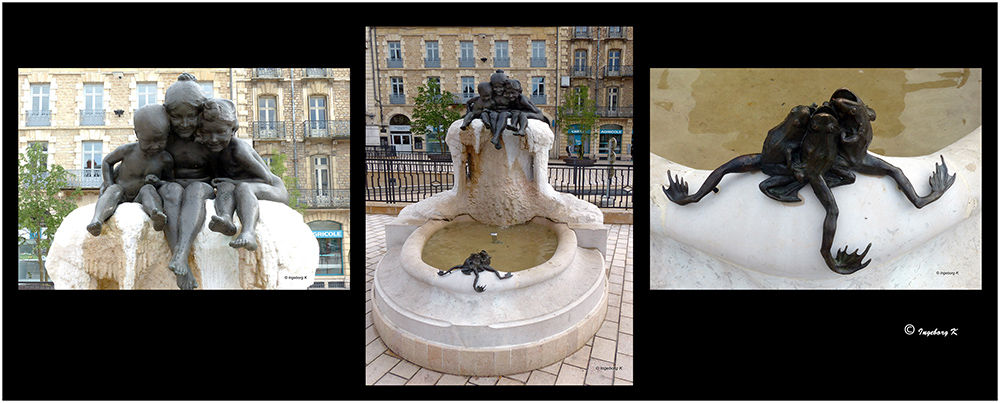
[365, 157, 632, 209]
[303, 120, 350, 138]
[251, 121, 285, 139]
[64, 169, 104, 188]
[366, 156, 455, 204]
[297, 188, 350, 208]
[26, 110, 51, 126]
[80, 109, 105, 126]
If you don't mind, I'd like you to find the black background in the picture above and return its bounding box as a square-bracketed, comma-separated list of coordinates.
[4, 2, 996, 401]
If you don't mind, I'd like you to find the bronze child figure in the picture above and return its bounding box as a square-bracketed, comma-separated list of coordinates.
[87, 104, 174, 236]
[662, 88, 956, 275]
[199, 98, 289, 251]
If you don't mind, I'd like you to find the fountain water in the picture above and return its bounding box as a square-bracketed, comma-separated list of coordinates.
[372, 117, 609, 376]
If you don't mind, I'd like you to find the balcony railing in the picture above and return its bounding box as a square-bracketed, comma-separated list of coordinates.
[80, 109, 105, 126]
[458, 57, 476, 68]
[26, 110, 51, 127]
[302, 68, 333, 78]
[303, 120, 350, 139]
[494, 57, 510, 68]
[252, 68, 283, 79]
[386, 58, 403, 68]
[64, 169, 104, 188]
[425, 57, 441, 68]
[251, 121, 286, 139]
[531, 94, 547, 105]
[604, 65, 634, 77]
[596, 105, 634, 118]
[297, 188, 350, 208]
[530, 57, 547, 68]
[389, 93, 406, 104]
[572, 27, 593, 39]
[571, 66, 592, 77]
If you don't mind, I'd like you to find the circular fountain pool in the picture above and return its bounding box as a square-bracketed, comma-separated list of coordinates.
[372, 215, 608, 376]
[421, 219, 558, 273]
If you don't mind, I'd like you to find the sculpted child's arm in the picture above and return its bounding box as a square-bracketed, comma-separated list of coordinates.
[101, 145, 131, 188]
[235, 143, 280, 185]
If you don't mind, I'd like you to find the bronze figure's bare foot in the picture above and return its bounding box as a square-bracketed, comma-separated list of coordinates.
[829, 243, 872, 275]
[151, 209, 167, 232]
[230, 231, 258, 251]
[86, 221, 102, 237]
[168, 259, 198, 290]
[208, 215, 238, 236]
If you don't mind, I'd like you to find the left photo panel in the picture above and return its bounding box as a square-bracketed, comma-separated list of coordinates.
[16, 68, 351, 290]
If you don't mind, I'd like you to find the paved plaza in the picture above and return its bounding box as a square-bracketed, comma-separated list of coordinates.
[365, 213, 634, 385]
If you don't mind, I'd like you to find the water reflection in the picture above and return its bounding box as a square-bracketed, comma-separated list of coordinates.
[651, 68, 981, 169]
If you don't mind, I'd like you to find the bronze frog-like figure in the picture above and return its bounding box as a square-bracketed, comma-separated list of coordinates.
[663, 88, 956, 274]
[437, 250, 513, 292]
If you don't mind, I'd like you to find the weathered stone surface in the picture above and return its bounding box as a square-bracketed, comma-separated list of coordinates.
[47, 200, 317, 289]
[397, 119, 603, 227]
[650, 126, 982, 286]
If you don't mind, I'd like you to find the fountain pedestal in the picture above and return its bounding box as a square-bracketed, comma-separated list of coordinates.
[372, 119, 609, 376]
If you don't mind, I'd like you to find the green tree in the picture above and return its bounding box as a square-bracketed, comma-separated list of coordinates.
[411, 78, 462, 154]
[557, 85, 600, 159]
[18, 143, 82, 282]
[268, 153, 306, 215]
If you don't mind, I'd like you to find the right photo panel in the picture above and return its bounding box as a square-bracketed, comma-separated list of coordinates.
[651, 68, 982, 289]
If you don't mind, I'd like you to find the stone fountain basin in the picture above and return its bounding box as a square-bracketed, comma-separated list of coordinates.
[650, 126, 982, 287]
[372, 215, 608, 375]
[403, 216, 578, 294]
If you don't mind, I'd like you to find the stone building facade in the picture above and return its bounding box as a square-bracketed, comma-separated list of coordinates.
[17, 68, 350, 289]
[364, 26, 634, 160]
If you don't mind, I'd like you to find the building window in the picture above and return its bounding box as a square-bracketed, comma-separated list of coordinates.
[137, 83, 157, 112]
[313, 156, 330, 194]
[307, 96, 327, 136]
[461, 76, 476, 103]
[494, 40, 509, 68]
[390, 77, 405, 104]
[531, 77, 546, 105]
[82, 84, 104, 126]
[574, 50, 588, 76]
[459, 41, 475, 67]
[82, 141, 102, 179]
[607, 87, 619, 112]
[531, 40, 546, 67]
[27, 142, 48, 170]
[18, 234, 43, 282]
[387, 41, 402, 68]
[425, 41, 440, 68]
[28, 84, 50, 126]
[308, 221, 344, 276]
[259, 96, 276, 122]
[255, 96, 278, 138]
[200, 82, 213, 98]
[608, 26, 624, 38]
[607, 50, 621, 75]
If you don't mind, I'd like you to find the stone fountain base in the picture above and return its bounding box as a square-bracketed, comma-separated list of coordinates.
[372, 216, 608, 376]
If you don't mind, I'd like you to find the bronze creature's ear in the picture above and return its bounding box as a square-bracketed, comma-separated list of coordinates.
[866, 106, 876, 121]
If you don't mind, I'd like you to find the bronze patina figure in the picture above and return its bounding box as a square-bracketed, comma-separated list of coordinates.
[437, 250, 512, 292]
[92, 73, 290, 290]
[463, 70, 550, 150]
[87, 104, 174, 237]
[662, 88, 956, 274]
